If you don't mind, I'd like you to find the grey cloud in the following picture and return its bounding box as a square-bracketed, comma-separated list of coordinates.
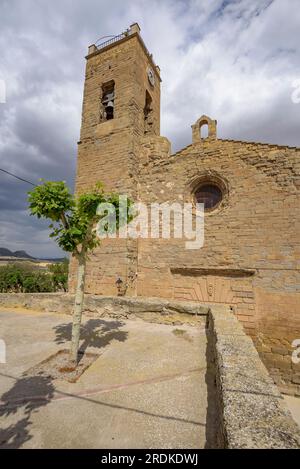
[0, 208, 63, 258]
[0, 0, 299, 257]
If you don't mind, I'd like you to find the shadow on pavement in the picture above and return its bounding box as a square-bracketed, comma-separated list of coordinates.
[53, 318, 128, 361]
[0, 318, 128, 448]
[0, 375, 55, 448]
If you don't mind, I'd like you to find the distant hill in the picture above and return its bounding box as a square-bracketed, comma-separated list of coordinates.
[0, 247, 66, 263]
[0, 247, 34, 259]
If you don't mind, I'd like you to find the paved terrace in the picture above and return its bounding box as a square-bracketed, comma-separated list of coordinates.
[0, 309, 217, 449]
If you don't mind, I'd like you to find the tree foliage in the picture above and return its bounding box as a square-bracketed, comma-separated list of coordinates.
[28, 181, 134, 256]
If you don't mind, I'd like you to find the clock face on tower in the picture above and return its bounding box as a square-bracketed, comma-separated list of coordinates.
[147, 66, 155, 87]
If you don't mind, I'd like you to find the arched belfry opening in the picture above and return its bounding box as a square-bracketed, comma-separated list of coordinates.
[191, 115, 217, 143]
[144, 90, 154, 135]
[200, 122, 209, 139]
[100, 80, 115, 122]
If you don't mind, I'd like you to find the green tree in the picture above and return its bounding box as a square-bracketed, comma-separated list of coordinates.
[28, 181, 134, 365]
[49, 260, 69, 292]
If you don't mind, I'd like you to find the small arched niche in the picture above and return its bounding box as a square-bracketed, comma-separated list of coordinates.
[191, 115, 217, 143]
[200, 122, 209, 139]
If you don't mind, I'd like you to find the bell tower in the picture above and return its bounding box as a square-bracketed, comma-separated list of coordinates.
[71, 23, 161, 296]
[76, 22, 161, 197]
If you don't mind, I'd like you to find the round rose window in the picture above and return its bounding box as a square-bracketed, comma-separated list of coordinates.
[194, 184, 223, 211]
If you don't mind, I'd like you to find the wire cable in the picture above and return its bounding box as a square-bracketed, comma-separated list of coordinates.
[0, 168, 36, 186]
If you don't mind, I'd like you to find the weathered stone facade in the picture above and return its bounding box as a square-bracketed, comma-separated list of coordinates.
[69, 24, 300, 393]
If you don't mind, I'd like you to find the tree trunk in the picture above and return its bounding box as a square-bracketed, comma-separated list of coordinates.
[70, 254, 86, 364]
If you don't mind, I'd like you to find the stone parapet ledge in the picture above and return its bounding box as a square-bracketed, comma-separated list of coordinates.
[0, 293, 210, 321]
[208, 308, 300, 448]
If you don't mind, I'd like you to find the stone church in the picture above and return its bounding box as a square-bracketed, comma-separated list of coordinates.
[70, 23, 300, 392]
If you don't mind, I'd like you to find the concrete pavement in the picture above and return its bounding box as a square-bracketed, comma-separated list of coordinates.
[0, 309, 217, 448]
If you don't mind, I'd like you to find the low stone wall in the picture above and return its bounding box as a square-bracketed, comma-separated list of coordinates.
[208, 308, 300, 448]
[0, 293, 72, 314]
[0, 293, 210, 325]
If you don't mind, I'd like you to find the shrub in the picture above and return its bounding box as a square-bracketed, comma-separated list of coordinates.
[0, 261, 69, 293]
[48, 260, 69, 292]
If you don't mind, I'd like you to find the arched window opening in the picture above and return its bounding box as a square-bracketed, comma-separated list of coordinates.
[192, 115, 217, 143]
[144, 90, 153, 135]
[101, 80, 115, 122]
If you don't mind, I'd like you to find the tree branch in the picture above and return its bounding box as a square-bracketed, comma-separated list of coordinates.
[60, 211, 81, 257]
[60, 212, 69, 229]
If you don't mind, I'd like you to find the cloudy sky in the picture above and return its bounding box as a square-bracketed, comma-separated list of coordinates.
[0, 0, 299, 258]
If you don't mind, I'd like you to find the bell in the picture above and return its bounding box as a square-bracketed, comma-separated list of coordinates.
[105, 101, 114, 120]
